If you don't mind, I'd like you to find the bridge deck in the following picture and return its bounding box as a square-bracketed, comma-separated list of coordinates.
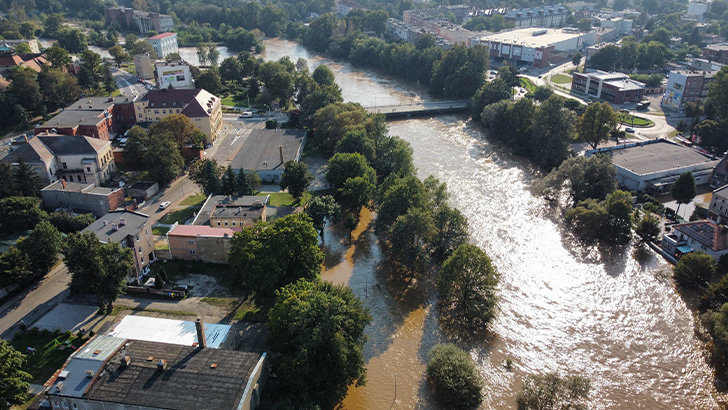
[364, 100, 469, 118]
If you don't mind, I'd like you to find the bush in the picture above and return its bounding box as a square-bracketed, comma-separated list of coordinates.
[29, 327, 39, 335]
[426, 344, 483, 409]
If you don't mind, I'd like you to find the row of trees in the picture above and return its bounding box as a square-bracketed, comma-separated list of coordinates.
[189, 158, 260, 197]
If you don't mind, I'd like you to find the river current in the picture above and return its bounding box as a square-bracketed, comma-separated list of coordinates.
[258, 38, 721, 409]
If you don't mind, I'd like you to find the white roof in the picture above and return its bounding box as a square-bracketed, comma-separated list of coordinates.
[108, 315, 232, 349]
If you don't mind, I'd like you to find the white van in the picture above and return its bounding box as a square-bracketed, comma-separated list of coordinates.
[239, 112, 253, 118]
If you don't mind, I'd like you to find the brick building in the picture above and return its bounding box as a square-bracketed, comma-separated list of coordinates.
[167, 225, 236, 263]
[703, 44, 728, 65]
[40, 181, 125, 217]
[35, 96, 137, 140]
[571, 71, 646, 104]
[662, 70, 715, 111]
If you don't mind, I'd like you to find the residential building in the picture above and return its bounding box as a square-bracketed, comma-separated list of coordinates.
[503, 4, 569, 29]
[134, 88, 223, 144]
[571, 70, 646, 104]
[40, 181, 124, 217]
[0, 52, 49, 90]
[387, 19, 454, 49]
[0, 39, 40, 53]
[403, 5, 478, 44]
[36, 96, 138, 140]
[594, 16, 633, 36]
[109, 316, 235, 349]
[585, 139, 720, 194]
[105, 7, 174, 34]
[703, 43, 728, 65]
[82, 210, 154, 277]
[687, 0, 711, 22]
[470, 28, 596, 68]
[336, 0, 364, 16]
[662, 70, 715, 111]
[147, 32, 178, 59]
[4, 134, 115, 186]
[711, 154, 728, 188]
[230, 129, 307, 183]
[193, 195, 270, 227]
[167, 224, 236, 263]
[155, 60, 193, 89]
[44, 335, 267, 410]
[662, 220, 728, 261]
[708, 185, 728, 223]
[133, 53, 154, 80]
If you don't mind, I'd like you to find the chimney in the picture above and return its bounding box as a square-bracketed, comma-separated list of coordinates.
[121, 355, 131, 367]
[279, 145, 284, 164]
[119, 218, 126, 226]
[195, 317, 207, 348]
[157, 359, 167, 371]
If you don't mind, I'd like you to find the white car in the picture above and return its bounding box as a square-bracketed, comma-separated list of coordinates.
[625, 127, 636, 133]
[159, 201, 171, 210]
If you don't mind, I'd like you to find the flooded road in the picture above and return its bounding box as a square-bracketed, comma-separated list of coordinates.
[266, 38, 722, 409]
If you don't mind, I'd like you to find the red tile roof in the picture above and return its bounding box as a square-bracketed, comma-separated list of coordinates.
[148, 32, 176, 40]
[168, 225, 236, 238]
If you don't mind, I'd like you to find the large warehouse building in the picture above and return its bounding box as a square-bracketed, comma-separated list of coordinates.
[585, 139, 720, 194]
[469, 27, 596, 67]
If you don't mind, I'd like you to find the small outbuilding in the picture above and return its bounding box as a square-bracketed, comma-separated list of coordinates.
[231, 129, 306, 184]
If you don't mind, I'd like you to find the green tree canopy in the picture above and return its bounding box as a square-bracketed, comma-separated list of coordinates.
[517, 372, 591, 410]
[17, 220, 62, 276]
[339, 176, 375, 213]
[375, 174, 427, 235]
[305, 195, 340, 239]
[577, 102, 618, 149]
[537, 154, 617, 205]
[438, 244, 499, 331]
[326, 152, 376, 189]
[671, 172, 697, 216]
[280, 160, 314, 201]
[635, 211, 661, 244]
[63, 231, 134, 312]
[189, 158, 223, 196]
[12, 157, 42, 197]
[389, 206, 435, 276]
[0, 196, 47, 235]
[0, 340, 32, 409]
[426, 344, 484, 410]
[674, 250, 716, 289]
[229, 213, 324, 296]
[0, 247, 32, 288]
[268, 279, 371, 409]
[531, 95, 574, 170]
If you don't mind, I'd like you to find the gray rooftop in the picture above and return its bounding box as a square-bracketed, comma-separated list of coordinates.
[193, 195, 268, 226]
[42, 181, 119, 195]
[231, 129, 306, 172]
[46, 336, 127, 398]
[84, 339, 262, 410]
[83, 210, 149, 243]
[211, 203, 265, 221]
[610, 140, 718, 175]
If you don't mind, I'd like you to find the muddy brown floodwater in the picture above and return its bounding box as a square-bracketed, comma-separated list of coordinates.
[261, 38, 724, 409]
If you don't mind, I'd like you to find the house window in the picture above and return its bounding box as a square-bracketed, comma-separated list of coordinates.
[190, 250, 196, 254]
[62, 162, 67, 169]
[217, 222, 221, 226]
[162, 110, 166, 114]
[232, 221, 236, 226]
[86, 167, 91, 172]
[62, 403, 68, 410]
[135, 234, 140, 241]
[139, 247, 142, 253]
[72, 403, 78, 410]
[68, 175, 73, 182]
[188, 240, 194, 244]
[224, 221, 228, 226]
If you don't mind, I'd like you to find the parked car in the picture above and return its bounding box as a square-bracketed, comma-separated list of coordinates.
[159, 201, 171, 210]
[173, 284, 189, 292]
[625, 127, 635, 133]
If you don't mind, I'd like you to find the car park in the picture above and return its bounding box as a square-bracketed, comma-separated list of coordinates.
[159, 201, 171, 210]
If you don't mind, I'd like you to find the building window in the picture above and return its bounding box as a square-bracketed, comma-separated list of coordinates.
[224, 221, 228, 226]
[190, 250, 196, 254]
[188, 240, 194, 244]
[232, 221, 236, 226]
[135, 234, 140, 241]
[86, 167, 91, 172]
[62, 403, 68, 410]
[68, 175, 73, 182]
[139, 247, 142, 253]
[217, 222, 220, 226]
[62, 162, 67, 169]
[72, 404, 78, 410]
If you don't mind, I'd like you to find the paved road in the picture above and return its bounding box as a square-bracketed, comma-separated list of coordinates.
[112, 68, 147, 99]
[0, 263, 71, 338]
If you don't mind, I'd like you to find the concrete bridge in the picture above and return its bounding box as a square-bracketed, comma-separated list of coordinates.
[364, 100, 469, 119]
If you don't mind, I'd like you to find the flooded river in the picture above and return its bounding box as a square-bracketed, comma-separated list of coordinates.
[262, 37, 721, 409]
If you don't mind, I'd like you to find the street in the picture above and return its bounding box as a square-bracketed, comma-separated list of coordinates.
[111, 67, 146, 98]
[0, 262, 71, 339]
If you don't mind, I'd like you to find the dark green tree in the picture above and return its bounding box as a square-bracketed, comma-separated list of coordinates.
[532, 85, 554, 102]
[433, 204, 469, 262]
[49, 211, 94, 234]
[674, 251, 716, 289]
[0, 196, 47, 235]
[604, 189, 634, 245]
[438, 244, 499, 331]
[635, 212, 661, 244]
[426, 344, 484, 409]
[0, 247, 32, 287]
[144, 134, 183, 185]
[326, 152, 376, 189]
[517, 372, 591, 410]
[220, 165, 237, 196]
[189, 159, 222, 196]
[335, 130, 375, 163]
[572, 51, 583, 67]
[565, 199, 608, 243]
[235, 169, 257, 196]
[195, 70, 223, 95]
[280, 160, 314, 201]
[375, 175, 427, 235]
[672, 172, 697, 218]
[577, 102, 618, 149]
[0, 163, 17, 199]
[339, 176, 375, 213]
[63, 231, 134, 313]
[17, 220, 62, 276]
[0, 340, 32, 409]
[12, 158, 42, 197]
[531, 95, 574, 170]
[389, 207, 435, 276]
[7, 66, 41, 112]
[537, 154, 617, 204]
[45, 46, 71, 70]
[305, 195, 340, 240]
[229, 213, 324, 296]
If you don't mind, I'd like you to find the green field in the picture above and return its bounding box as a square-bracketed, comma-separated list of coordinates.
[551, 74, 572, 84]
[11, 331, 87, 384]
[159, 205, 202, 224]
[617, 113, 654, 127]
[180, 193, 207, 206]
[519, 77, 537, 93]
[152, 226, 170, 235]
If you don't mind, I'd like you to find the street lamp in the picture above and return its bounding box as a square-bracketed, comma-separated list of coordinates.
[263, 104, 271, 118]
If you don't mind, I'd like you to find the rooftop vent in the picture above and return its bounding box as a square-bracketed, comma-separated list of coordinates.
[85, 369, 95, 378]
[157, 359, 167, 371]
[111, 223, 119, 231]
[119, 218, 126, 226]
[58, 370, 69, 379]
[121, 355, 131, 367]
[56, 382, 64, 392]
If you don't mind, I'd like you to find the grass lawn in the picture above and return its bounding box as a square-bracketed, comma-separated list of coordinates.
[232, 295, 271, 322]
[108, 305, 196, 318]
[152, 226, 170, 235]
[180, 193, 207, 206]
[149, 259, 229, 287]
[551, 74, 572, 84]
[519, 77, 537, 93]
[617, 113, 655, 127]
[302, 141, 326, 158]
[11, 331, 87, 384]
[221, 95, 247, 107]
[259, 191, 300, 206]
[159, 205, 202, 224]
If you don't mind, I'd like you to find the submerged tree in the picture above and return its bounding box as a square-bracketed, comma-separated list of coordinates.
[426, 344, 484, 410]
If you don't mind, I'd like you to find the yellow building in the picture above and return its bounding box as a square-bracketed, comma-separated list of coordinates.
[134, 88, 223, 144]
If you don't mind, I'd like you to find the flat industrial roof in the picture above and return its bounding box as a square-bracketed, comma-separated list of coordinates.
[478, 27, 582, 47]
[108, 315, 232, 349]
[231, 129, 306, 172]
[610, 140, 718, 175]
